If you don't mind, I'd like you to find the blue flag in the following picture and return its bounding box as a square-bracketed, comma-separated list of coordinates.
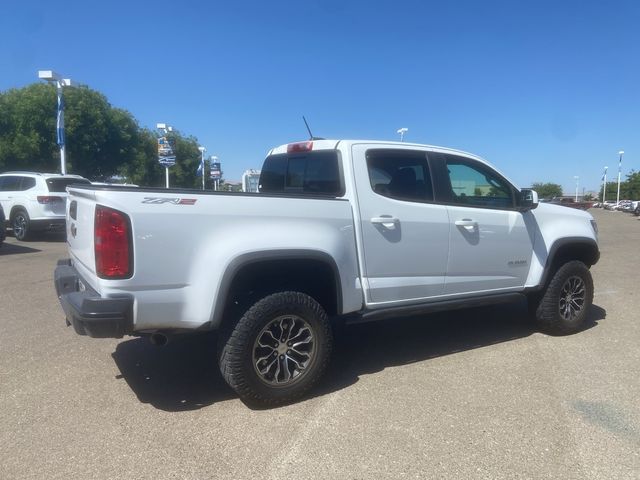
[196, 156, 204, 177]
[56, 93, 65, 147]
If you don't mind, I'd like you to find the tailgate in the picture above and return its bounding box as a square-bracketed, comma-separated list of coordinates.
[66, 188, 98, 281]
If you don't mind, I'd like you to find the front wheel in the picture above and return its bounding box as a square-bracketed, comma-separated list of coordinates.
[218, 291, 332, 407]
[533, 260, 594, 335]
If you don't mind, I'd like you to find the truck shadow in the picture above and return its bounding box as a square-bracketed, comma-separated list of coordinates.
[112, 333, 235, 411]
[315, 302, 606, 402]
[0, 242, 42, 255]
[111, 301, 606, 411]
[4, 231, 66, 243]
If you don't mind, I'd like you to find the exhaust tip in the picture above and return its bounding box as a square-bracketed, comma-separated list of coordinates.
[149, 333, 169, 347]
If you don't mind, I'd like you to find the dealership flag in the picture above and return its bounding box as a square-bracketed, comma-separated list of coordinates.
[196, 156, 204, 177]
[56, 93, 65, 147]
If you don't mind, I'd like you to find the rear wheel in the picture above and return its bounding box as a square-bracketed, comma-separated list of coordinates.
[218, 291, 332, 407]
[12, 210, 31, 241]
[533, 260, 594, 335]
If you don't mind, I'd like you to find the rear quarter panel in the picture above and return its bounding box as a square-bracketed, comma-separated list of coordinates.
[71, 189, 361, 331]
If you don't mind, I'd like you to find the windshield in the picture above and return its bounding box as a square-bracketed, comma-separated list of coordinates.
[46, 178, 91, 192]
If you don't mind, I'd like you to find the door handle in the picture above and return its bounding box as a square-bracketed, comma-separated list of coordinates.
[371, 216, 398, 229]
[455, 219, 477, 228]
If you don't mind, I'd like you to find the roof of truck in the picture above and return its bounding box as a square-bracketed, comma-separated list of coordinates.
[268, 139, 518, 189]
[268, 139, 485, 161]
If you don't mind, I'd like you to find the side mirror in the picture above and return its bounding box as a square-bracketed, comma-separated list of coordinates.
[519, 189, 539, 211]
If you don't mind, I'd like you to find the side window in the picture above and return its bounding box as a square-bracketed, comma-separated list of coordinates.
[20, 177, 36, 190]
[366, 149, 433, 202]
[0, 176, 21, 192]
[444, 155, 514, 209]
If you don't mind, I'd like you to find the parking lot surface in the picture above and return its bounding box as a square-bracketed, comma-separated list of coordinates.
[0, 209, 639, 479]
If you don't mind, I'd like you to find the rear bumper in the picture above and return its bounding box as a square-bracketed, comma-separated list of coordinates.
[54, 259, 133, 338]
[31, 218, 65, 232]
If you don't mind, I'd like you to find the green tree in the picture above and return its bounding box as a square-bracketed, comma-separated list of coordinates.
[1, 83, 211, 188]
[0, 84, 58, 171]
[118, 129, 209, 189]
[1, 84, 156, 181]
[116, 128, 163, 186]
[622, 170, 640, 199]
[531, 182, 563, 199]
[601, 181, 621, 201]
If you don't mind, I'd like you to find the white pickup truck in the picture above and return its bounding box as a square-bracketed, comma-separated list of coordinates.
[55, 139, 599, 406]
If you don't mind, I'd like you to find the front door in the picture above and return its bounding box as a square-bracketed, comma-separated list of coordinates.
[433, 152, 534, 295]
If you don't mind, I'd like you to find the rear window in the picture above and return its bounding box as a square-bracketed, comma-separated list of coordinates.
[259, 151, 342, 196]
[46, 177, 91, 192]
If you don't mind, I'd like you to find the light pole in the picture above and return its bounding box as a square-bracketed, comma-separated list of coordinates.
[157, 123, 175, 188]
[198, 146, 206, 190]
[397, 128, 408, 142]
[38, 70, 73, 175]
[574, 176, 579, 201]
[616, 150, 624, 207]
[602, 166, 608, 203]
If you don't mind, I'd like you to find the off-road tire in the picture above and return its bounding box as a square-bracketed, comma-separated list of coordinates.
[534, 260, 594, 335]
[218, 291, 332, 407]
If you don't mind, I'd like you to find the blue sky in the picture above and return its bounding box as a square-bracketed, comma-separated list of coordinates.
[2, 0, 638, 192]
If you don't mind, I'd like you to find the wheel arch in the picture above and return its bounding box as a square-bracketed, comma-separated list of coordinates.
[9, 205, 28, 221]
[537, 237, 599, 289]
[212, 250, 343, 331]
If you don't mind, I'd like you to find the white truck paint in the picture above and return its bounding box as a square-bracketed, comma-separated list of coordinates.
[55, 139, 600, 405]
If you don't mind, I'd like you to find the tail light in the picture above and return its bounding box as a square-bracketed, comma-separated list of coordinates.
[37, 196, 63, 204]
[95, 205, 132, 279]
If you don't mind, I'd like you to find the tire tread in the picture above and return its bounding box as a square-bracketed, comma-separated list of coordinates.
[535, 260, 594, 335]
[218, 291, 332, 406]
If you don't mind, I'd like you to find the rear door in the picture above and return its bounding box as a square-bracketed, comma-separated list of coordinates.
[351, 144, 450, 306]
[0, 176, 22, 215]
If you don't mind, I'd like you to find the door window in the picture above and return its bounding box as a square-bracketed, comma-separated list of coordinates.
[0, 176, 22, 192]
[20, 177, 36, 190]
[443, 155, 514, 209]
[366, 149, 433, 202]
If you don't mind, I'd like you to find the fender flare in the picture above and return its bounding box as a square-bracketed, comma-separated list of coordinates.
[534, 237, 599, 290]
[211, 249, 343, 328]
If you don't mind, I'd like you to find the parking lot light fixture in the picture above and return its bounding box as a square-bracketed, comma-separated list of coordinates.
[397, 127, 408, 142]
[38, 70, 74, 175]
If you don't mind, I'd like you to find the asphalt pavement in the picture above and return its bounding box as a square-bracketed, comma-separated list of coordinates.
[0, 209, 638, 479]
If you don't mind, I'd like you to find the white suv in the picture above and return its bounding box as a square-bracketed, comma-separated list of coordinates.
[0, 172, 91, 241]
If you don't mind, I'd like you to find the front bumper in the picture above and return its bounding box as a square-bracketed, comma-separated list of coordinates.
[54, 259, 133, 338]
